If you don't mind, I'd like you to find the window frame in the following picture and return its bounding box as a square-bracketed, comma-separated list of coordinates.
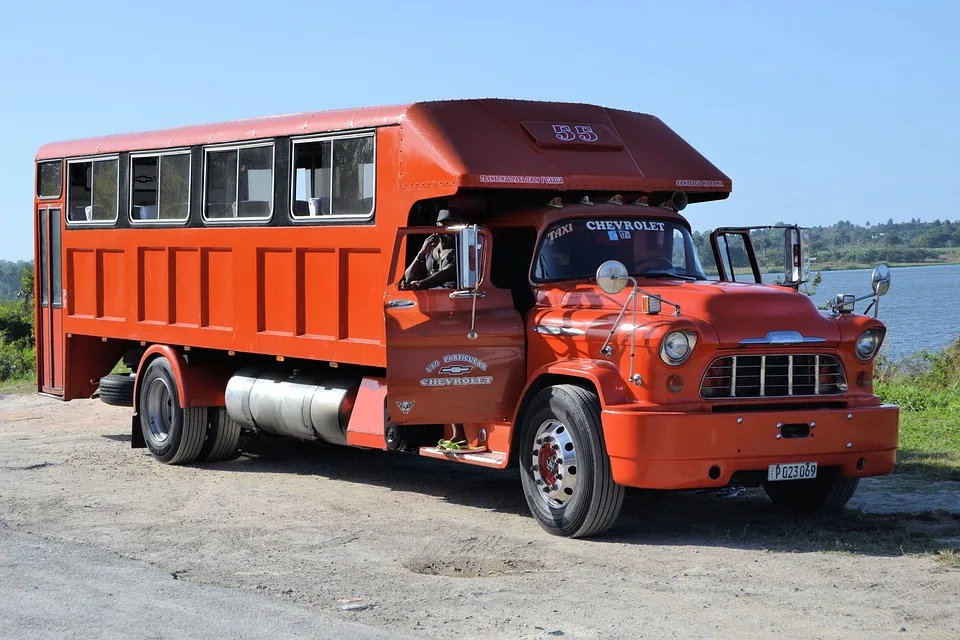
[65, 154, 121, 227]
[37, 160, 63, 200]
[201, 140, 276, 225]
[289, 130, 376, 223]
[128, 148, 193, 225]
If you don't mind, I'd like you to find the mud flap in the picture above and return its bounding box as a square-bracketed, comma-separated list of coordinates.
[131, 413, 145, 448]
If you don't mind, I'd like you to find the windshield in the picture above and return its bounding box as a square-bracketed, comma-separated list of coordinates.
[533, 218, 707, 282]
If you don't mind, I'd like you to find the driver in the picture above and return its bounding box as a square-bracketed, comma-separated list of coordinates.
[403, 208, 463, 289]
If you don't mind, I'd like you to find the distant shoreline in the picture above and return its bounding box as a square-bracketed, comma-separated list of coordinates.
[809, 260, 960, 272]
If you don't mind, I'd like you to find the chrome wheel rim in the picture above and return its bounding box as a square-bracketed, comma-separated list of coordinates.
[144, 377, 174, 443]
[530, 419, 579, 508]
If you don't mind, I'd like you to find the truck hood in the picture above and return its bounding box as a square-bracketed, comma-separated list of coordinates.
[545, 279, 840, 347]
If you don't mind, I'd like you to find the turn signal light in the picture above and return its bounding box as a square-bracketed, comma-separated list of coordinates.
[667, 375, 684, 393]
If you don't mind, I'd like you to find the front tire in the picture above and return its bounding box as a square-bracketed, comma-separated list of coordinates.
[138, 358, 206, 465]
[519, 385, 624, 538]
[764, 474, 859, 512]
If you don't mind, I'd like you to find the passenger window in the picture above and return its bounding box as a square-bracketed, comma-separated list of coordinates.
[292, 134, 374, 219]
[131, 152, 191, 222]
[37, 161, 62, 199]
[67, 158, 118, 223]
[204, 144, 274, 220]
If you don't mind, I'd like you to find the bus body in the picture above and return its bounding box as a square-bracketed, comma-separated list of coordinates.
[33, 99, 899, 537]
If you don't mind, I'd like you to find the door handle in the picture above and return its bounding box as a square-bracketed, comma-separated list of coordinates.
[386, 299, 417, 309]
[449, 290, 485, 300]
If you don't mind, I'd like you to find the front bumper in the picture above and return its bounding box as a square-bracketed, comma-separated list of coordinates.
[601, 404, 899, 489]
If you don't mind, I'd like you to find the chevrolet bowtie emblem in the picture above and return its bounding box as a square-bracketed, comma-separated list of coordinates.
[439, 365, 473, 375]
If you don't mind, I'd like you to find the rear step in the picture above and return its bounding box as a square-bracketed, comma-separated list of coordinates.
[418, 447, 507, 468]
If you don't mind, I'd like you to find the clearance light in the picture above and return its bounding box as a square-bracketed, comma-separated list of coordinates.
[547, 197, 563, 208]
[580, 196, 594, 206]
[633, 196, 650, 206]
[641, 295, 661, 315]
[607, 195, 623, 205]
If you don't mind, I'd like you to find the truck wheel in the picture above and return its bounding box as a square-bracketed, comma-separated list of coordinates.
[764, 475, 859, 512]
[519, 385, 624, 538]
[99, 374, 135, 407]
[199, 408, 241, 462]
[139, 358, 206, 465]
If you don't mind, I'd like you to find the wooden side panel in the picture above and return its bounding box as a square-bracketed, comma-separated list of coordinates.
[297, 248, 337, 338]
[139, 248, 167, 324]
[258, 249, 295, 335]
[67, 248, 96, 318]
[342, 249, 382, 343]
[202, 248, 233, 330]
[170, 248, 200, 327]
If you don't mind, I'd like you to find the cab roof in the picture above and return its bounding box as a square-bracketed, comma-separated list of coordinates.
[36, 99, 731, 198]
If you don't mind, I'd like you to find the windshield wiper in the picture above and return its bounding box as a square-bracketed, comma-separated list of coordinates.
[638, 271, 699, 281]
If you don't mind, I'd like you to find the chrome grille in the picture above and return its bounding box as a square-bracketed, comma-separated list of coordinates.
[700, 354, 846, 399]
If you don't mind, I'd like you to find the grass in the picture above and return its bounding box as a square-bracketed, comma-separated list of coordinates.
[876, 339, 960, 480]
[935, 549, 960, 568]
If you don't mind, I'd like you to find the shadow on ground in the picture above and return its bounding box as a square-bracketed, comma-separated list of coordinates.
[103, 431, 960, 557]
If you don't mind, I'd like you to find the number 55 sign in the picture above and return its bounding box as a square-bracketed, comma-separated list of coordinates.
[521, 121, 624, 149]
[552, 124, 599, 142]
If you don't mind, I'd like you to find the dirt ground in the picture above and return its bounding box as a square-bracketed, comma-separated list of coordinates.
[1, 392, 958, 640]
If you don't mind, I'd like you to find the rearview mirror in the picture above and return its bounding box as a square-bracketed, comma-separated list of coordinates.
[783, 226, 808, 285]
[596, 260, 629, 294]
[872, 263, 891, 296]
[457, 225, 480, 290]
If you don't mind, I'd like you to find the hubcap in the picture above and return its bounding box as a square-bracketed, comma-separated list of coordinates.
[144, 377, 175, 443]
[530, 419, 579, 507]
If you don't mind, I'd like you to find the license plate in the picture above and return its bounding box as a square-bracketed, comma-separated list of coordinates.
[767, 462, 818, 482]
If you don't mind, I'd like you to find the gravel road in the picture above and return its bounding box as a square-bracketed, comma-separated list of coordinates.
[1, 393, 958, 639]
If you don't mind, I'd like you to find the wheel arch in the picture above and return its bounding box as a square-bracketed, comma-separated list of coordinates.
[508, 361, 627, 467]
[133, 345, 230, 412]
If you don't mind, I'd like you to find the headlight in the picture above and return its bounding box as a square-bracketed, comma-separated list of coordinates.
[855, 328, 884, 361]
[660, 331, 698, 366]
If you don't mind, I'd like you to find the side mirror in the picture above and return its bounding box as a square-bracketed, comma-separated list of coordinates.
[783, 226, 808, 285]
[596, 260, 629, 294]
[457, 225, 480, 290]
[872, 263, 891, 297]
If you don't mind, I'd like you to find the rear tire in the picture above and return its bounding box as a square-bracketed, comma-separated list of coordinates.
[200, 408, 241, 462]
[519, 385, 624, 538]
[138, 358, 205, 465]
[764, 474, 859, 512]
[99, 374, 135, 407]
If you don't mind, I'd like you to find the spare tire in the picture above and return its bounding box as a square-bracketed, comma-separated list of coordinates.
[100, 373, 135, 407]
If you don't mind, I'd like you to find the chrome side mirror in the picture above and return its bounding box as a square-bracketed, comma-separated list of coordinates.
[783, 226, 808, 285]
[457, 225, 480, 290]
[596, 260, 629, 294]
[872, 263, 891, 297]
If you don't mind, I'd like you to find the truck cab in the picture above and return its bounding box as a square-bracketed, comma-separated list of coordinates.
[385, 195, 897, 538]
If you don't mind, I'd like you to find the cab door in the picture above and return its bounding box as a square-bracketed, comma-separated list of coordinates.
[384, 227, 525, 425]
[36, 205, 64, 394]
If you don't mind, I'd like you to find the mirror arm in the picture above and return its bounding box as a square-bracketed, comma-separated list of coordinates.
[600, 284, 636, 358]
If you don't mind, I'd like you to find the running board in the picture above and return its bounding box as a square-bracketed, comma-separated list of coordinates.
[418, 447, 508, 468]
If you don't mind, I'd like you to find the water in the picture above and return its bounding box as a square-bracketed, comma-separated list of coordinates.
[762, 264, 960, 360]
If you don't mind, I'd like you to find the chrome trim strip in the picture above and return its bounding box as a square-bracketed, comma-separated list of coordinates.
[739, 331, 827, 345]
[760, 355, 766, 397]
[730, 355, 737, 397]
[533, 324, 586, 336]
[815, 355, 820, 395]
[788, 354, 794, 396]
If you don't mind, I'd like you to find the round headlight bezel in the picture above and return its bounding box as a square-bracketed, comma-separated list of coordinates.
[660, 330, 698, 366]
[855, 329, 883, 361]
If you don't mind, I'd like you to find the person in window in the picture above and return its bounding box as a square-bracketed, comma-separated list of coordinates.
[402, 208, 462, 289]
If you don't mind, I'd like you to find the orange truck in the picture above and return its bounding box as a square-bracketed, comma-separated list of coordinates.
[33, 99, 899, 537]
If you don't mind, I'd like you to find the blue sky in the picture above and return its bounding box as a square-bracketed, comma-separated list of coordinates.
[1, 0, 957, 260]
